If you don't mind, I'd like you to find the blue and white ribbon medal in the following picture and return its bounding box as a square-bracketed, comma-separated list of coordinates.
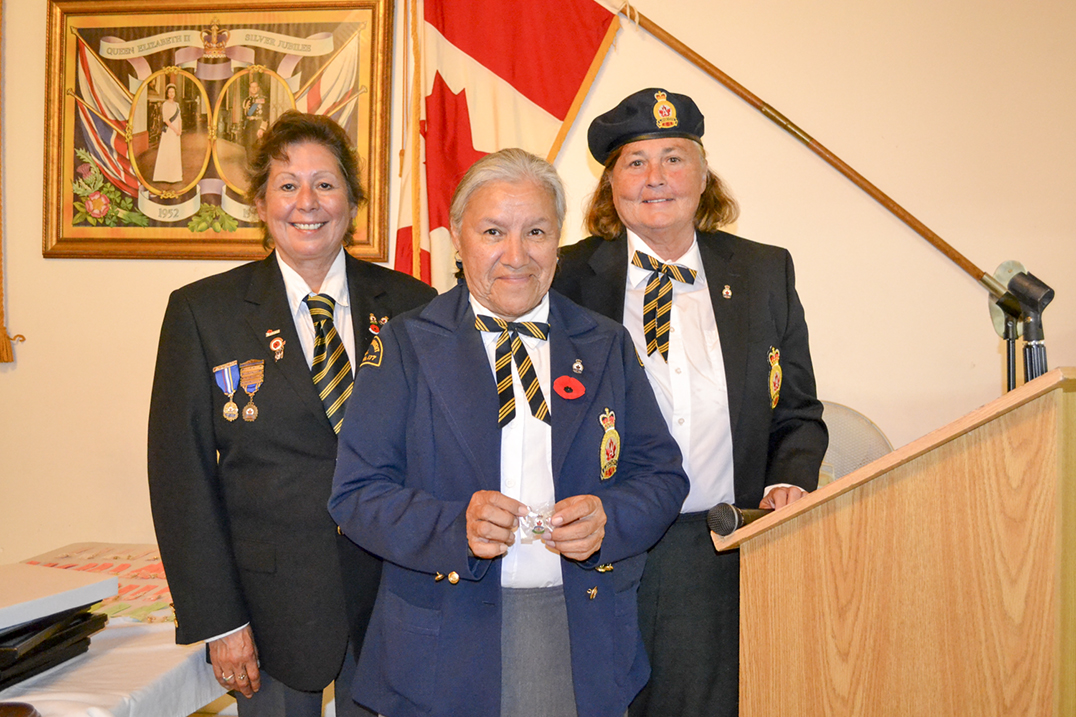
[213, 361, 240, 422]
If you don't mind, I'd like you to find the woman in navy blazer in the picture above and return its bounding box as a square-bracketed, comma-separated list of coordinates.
[329, 149, 688, 717]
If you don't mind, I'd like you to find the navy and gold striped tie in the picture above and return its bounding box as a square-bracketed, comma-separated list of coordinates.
[304, 294, 353, 434]
[474, 314, 551, 427]
[631, 251, 697, 362]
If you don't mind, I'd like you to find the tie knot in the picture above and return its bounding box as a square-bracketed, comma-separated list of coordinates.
[474, 314, 549, 341]
[632, 251, 697, 285]
[305, 294, 337, 324]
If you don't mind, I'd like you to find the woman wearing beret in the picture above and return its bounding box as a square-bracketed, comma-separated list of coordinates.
[554, 88, 828, 717]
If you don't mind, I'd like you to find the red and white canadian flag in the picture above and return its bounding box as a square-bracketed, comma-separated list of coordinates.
[393, 0, 618, 287]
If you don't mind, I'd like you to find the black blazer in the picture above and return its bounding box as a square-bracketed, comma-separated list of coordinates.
[148, 252, 435, 691]
[553, 231, 827, 506]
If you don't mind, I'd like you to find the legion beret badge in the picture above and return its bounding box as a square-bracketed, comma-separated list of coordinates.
[652, 90, 678, 129]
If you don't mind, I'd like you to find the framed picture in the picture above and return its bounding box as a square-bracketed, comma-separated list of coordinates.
[43, 0, 394, 260]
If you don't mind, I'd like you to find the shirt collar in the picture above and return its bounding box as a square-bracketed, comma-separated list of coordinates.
[277, 248, 350, 317]
[469, 292, 550, 326]
[625, 229, 706, 289]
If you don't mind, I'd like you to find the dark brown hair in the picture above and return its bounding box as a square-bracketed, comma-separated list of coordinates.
[247, 111, 366, 250]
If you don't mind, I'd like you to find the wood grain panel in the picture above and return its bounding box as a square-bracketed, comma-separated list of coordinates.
[1058, 389, 1076, 716]
[740, 392, 1063, 716]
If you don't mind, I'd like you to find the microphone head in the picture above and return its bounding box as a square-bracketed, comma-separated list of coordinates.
[706, 503, 743, 536]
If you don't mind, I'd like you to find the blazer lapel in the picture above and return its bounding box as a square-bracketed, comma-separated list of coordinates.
[409, 287, 502, 489]
[243, 253, 329, 428]
[582, 235, 629, 321]
[698, 231, 749, 434]
[548, 292, 613, 485]
[346, 253, 386, 365]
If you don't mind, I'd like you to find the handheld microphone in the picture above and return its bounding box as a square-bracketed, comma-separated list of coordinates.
[706, 503, 772, 536]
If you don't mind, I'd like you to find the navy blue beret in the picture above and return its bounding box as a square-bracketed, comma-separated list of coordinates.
[587, 88, 705, 165]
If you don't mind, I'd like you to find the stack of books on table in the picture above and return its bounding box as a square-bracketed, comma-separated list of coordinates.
[0, 562, 117, 689]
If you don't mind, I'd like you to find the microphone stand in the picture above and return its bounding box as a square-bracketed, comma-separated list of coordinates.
[621, 10, 1059, 397]
[988, 272, 1055, 390]
[1009, 272, 1054, 383]
[1003, 315, 1018, 392]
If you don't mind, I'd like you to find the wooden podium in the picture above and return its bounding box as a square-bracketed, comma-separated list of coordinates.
[713, 367, 1075, 716]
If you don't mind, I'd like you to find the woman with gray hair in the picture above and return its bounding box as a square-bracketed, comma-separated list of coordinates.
[329, 148, 688, 717]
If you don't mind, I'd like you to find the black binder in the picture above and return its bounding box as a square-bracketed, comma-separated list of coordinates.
[0, 607, 107, 689]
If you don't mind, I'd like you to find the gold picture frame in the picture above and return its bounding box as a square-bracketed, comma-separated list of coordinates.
[43, 0, 394, 261]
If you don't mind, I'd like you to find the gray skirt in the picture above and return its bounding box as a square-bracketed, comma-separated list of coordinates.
[501, 586, 578, 717]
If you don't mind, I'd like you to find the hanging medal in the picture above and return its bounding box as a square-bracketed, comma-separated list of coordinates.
[239, 359, 265, 421]
[213, 361, 240, 422]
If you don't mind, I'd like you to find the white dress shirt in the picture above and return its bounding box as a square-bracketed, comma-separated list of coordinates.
[470, 294, 562, 588]
[276, 248, 356, 373]
[623, 230, 736, 512]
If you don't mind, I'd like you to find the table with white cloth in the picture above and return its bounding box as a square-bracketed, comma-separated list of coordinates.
[0, 619, 224, 717]
[0, 543, 225, 717]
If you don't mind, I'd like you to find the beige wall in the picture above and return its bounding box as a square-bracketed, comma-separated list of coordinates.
[2, 0, 1074, 562]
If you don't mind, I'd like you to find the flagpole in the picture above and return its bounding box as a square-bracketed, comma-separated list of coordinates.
[70, 93, 127, 135]
[73, 30, 135, 101]
[623, 8, 1006, 297]
[294, 29, 362, 99]
[409, 0, 424, 279]
[547, 16, 619, 162]
[0, 8, 14, 363]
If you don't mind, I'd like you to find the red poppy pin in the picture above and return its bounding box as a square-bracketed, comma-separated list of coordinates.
[554, 375, 585, 400]
[369, 312, 387, 335]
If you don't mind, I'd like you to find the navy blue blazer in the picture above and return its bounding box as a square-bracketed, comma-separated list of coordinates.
[329, 286, 689, 717]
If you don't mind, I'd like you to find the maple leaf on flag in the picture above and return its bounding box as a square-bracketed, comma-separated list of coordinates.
[394, 0, 618, 288]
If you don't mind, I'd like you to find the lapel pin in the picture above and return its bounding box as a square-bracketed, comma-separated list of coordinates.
[554, 375, 585, 400]
[265, 328, 281, 337]
[269, 337, 285, 362]
[572, 359, 584, 374]
[369, 313, 387, 335]
[722, 285, 732, 299]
